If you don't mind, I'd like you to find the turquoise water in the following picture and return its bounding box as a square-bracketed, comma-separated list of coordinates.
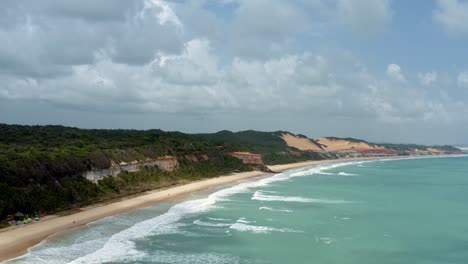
[6, 156, 468, 264]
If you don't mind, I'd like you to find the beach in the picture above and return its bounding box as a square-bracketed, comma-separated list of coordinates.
[0, 156, 394, 262]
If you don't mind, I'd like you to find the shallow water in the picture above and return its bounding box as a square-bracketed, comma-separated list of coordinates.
[7, 156, 468, 264]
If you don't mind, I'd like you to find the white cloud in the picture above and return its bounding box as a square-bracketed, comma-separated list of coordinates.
[434, 0, 468, 35]
[228, 0, 309, 58]
[418, 71, 438, 86]
[0, 0, 184, 78]
[337, 0, 392, 36]
[155, 39, 220, 86]
[0, 0, 467, 128]
[386, 64, 406, 82]
[458, 72, 468, 87]
[2, 37, 465, 125]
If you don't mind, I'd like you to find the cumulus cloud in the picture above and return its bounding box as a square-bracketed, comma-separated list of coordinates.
[0, 0, 184, 78]
[458, 72, 468, 87]
[0, 0, 467, 129]
[418, 71, 438, 86]
[228, 0, 309, 58]
[386, 64, 406, 82]
[337, 0, 392, 36]
[434, 0, 468, 35]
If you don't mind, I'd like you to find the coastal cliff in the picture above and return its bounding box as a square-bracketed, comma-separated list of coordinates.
[0, 124, 462, 222]
[230, 152, 264, 165]
[83, 157, 179, 183]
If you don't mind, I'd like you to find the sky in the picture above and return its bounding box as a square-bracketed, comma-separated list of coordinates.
[0, 0, 468, 144]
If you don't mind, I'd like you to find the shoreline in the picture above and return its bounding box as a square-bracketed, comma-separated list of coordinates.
[0, 155, 461, 262]
[0, 170, 268, 262]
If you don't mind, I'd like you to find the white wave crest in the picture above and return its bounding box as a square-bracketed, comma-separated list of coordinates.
[5, 237, 109, 264]
[316, 172, 334, 175]
[259, 206, 293, 213]
[207, 217, 231, 221]
[193, 219, 232, 227]
[316, 236, 334, 244]
[229, 222, 301, 234]
[252, 191, 351, 204]
[236, 217, 255, 224]
[338, 172, 357, 176]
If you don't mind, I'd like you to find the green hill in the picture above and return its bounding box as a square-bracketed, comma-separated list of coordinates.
[0, 125, 318, 220]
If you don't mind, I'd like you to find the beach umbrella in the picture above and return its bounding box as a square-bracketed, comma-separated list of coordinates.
[14, 212, 25, 220]
[14, 212, 24, 217]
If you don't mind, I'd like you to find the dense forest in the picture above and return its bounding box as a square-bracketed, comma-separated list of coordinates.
[0, 124, 315, 220]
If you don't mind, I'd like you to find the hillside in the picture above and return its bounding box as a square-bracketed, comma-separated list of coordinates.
[379, 143, 462, 156]
[196, 130, 325, 164]
[316, 137, 462, 156]
[0, 125, 321, 220]
[280, 133, 324, 152]
[0, 124, 462, 222]
[316, 137, 385, 152]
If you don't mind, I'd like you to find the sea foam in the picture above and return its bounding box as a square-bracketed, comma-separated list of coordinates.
[229, 218, 301, 234]
[193, 219, 232, 228]
[252, 191, 351, 204]
[259, 206, 293, 213]
[338, 172, 357, 176]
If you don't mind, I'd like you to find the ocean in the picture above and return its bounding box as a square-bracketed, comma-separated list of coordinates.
[6, 155, 468, 264]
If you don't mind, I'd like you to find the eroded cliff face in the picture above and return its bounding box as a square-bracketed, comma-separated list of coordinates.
[83, 157, 179, 183]
[184, 154, 209, 162]
[355, 148, 398, 157]
[427, 148, 444, 155]
[230, 152, 264, 165]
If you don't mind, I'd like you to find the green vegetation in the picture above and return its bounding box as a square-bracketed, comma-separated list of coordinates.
[0, 124, 319, 221]
[0, 154, 249, 221]
[196, 130, 321, 164]
[196, 130, 289, 152]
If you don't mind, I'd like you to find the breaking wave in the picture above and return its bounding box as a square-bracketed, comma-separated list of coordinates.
[229, 218, 301, 234]
[252, 191, 351, 204]
[338, 172, 357, 176]
[193, 219, 232, 228]
[259, 206, 293, 213]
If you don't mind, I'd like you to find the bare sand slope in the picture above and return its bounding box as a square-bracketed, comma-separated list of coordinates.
[280, 133, 323, 152]
[316, 137, 385, 152]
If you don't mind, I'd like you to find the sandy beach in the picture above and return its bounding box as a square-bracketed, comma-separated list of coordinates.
[0, 156, 387, 262]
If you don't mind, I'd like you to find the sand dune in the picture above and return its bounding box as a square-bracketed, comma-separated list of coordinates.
[316, 137, 385, 152]
[280, 133, 323, 152]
